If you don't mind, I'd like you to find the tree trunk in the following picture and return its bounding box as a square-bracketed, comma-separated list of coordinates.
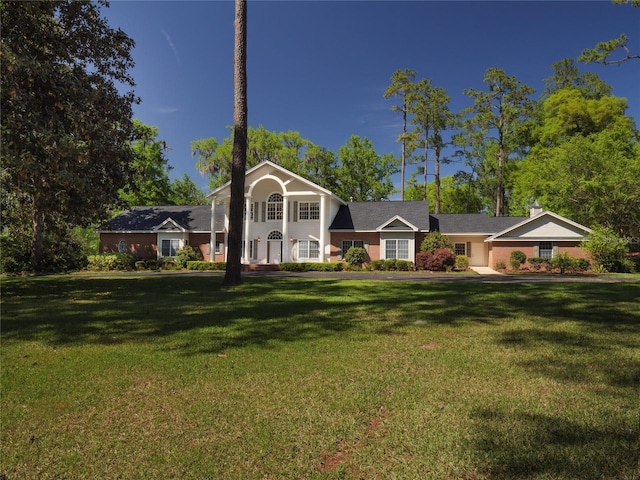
[31, 201, 44, 272]
[223, 0, 248, 286]
[435, 145, 441, 214]
[400, 103, 406, 201]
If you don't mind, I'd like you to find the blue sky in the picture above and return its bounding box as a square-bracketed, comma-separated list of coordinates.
[103, 1, 640, 197]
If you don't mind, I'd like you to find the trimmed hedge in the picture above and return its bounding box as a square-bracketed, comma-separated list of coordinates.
[186, 261, 227, 271]
[279, 262, 345, 272]
[416, 249, 456, 271]
[87, 253, 136, 271]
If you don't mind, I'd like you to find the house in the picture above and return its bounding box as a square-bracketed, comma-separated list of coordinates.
[98, 161, 591, 267]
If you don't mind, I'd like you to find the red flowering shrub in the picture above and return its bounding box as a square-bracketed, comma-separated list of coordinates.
[415, 249, 455, 271]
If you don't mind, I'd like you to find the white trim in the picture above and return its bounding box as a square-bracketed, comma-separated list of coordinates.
[485, 211, 591, 242]
[376, 215, 419, 232]
[153, 217, 187, 232]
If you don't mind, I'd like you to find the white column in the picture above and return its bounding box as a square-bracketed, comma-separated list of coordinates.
[243, 196, 251, 264]
[209, 197, 216, 262]
[319, 194, 327, 262]
[282, 195, 289, 262]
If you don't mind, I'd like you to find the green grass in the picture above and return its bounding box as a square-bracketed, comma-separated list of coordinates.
[1, 275, 639, 479]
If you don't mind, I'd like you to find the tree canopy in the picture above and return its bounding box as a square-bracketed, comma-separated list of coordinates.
[1, 0, 138, 270]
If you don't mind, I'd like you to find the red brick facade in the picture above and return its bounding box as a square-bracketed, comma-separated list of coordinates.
[100, 232, 226, 261]
[488, 241, 588, 270]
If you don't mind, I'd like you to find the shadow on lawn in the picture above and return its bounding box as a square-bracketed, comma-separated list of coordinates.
[470, 407, 639, 479]
[2, 276, 639, 353]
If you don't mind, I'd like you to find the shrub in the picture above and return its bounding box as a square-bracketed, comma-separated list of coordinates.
[159, 258, 181, 270]
[627, 253, 640, 272]
[420, 231, 453, 254]
[580, 226, 629, 272]
[549, 251, 578, 274]
[135, 260, 147, 271]
[145, 259, 160, 270]
[344, 246, 367, 267]
[279, 262, 344, 272]
[509, 250, 527, 272]
[370, 260, 385, 271]
[494, 260, 507, 271]
[577, 258, 591, 272]
[455, 255, 470, 271]
[527, 257, 549, 271]
[415, 252, 430, 270]
[87, 253, 135, 271]
[186, 261, 226, 271]
[396, 260, 411, 271]
[384, 259, 397, 271]
[175, 245, 203, 268]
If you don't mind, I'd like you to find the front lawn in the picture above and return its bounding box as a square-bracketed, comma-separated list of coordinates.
[1, 275, 638, 479]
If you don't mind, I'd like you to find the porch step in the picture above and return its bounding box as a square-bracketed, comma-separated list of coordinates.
[242, 264, 281, 272]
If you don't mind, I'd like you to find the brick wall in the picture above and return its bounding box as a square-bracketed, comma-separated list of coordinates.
[99, 233, 157, 259]
[489, 241, 588, 270]
[330, 232, 380, 262]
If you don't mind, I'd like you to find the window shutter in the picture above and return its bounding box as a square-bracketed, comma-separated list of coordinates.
[552, 244, 559, 258]
[261, 202, 266, 222]
[293, 201, 298, 222]
[466, 242, 471, 257]
[533, 245, 539, 257]
[254, 202, 259, 222]
[287, 202, 291, 222]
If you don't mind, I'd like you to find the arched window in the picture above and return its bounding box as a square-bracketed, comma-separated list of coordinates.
[117, 239, 126, 253]
[267, 193, 283, 220]
[267, 231, 283, 240]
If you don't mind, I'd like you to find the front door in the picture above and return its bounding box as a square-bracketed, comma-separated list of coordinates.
[268, 240, 282, 264]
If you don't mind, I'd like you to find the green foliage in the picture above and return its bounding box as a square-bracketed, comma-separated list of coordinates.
[528, 257, 550, 272]
[455, 255, 470, 271]
[510, 250, 527, 271]
[370, 260, 385, 271]
[581, 225, 629, 272]
[512, 86, 640, 238]
[87, 253, 136, 271]
[420, 231, 454, 253]
[279, 262, 344, 272]
[335, 135, 398, 201]
[460, 68, 536, 216]
[191, 126, 339, 192]
[344, 246, 367, 267]
[175, 245, 203, 268]
[549, 252, 578, 274]
[186, 261, 226, 271]
[1, 1, 138, 270]
[395, 260, 413, 271]
[384, 259, 397, 271]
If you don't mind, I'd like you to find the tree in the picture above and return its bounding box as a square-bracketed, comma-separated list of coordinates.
[543, 59, 612, 100]
[120, 120, 172, 206]
[512, 87, 640, 238]
[224, 0, 248, 286]
[169, 174, 206, 205]
[334, 136, 398, 201]
[410, 82, 453, 213]
[384, 68, 416, 200]
[579, 0, 640, 66]
[461, 68, 535, 216]
[1, 0, 138, 271]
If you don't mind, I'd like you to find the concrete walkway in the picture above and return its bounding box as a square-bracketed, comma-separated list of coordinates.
[469, 266, 503, 275]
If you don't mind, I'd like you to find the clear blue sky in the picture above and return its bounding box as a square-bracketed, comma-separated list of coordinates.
[103, 1, 640, 198]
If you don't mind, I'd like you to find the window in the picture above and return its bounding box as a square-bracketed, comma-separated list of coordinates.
[454, 243, 466, 256]
[117, 239, 126, 253]
[341, 240, 364, 255]
[299, 202, 320, 221]
[298, 240, 320, 259]
[267, 193, 283, 221]
[539, 241, 553, 259]
[267, 231, 283, 240]
[215, 240, 221, 254]
[161, 239, 180, 257]
[385, 239, 409, 260]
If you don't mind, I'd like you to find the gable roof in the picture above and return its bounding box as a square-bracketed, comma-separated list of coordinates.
[207, 160, 347, 204]
[485, 210, 591, 241]
[98, 205, 225, 233]
[430, 214, 527, 235]
[329, 201, 430, 231]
